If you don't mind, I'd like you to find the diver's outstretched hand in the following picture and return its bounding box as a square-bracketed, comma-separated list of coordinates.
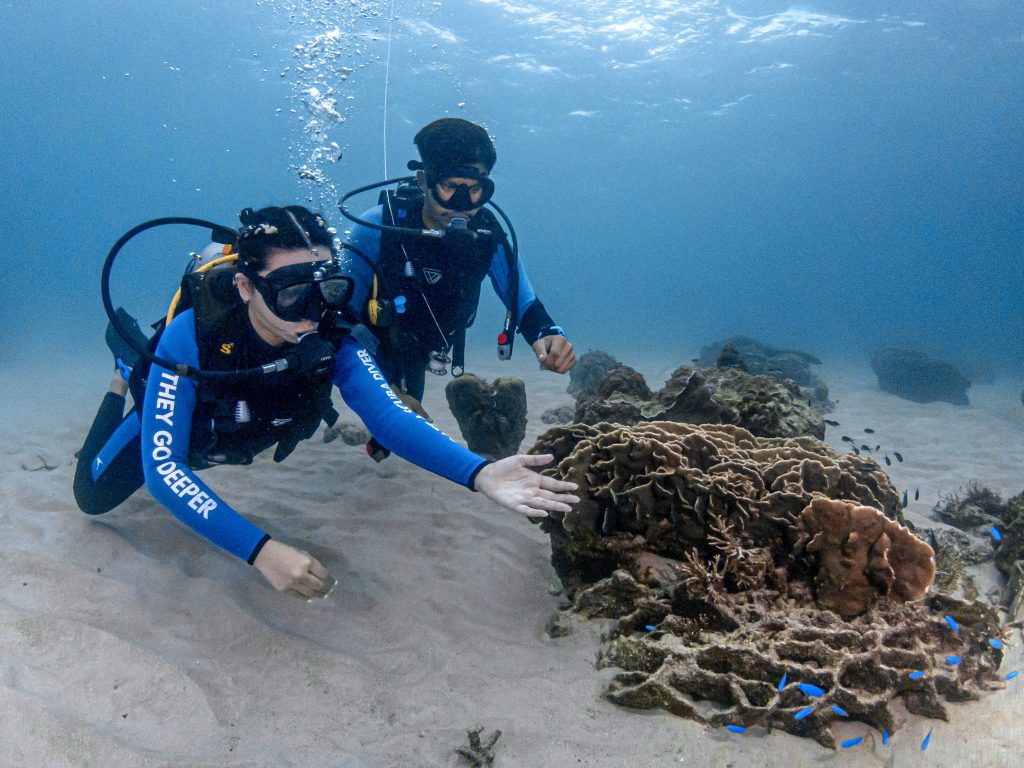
[474, 453, 579, 518]
[253, 540, 334, 599]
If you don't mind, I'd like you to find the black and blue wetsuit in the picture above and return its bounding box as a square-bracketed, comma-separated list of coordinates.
[345, 204, 564, 400]
[74, 309, 488, 565]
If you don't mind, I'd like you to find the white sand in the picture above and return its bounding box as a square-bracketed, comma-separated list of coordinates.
[1, 352, 1022, 767]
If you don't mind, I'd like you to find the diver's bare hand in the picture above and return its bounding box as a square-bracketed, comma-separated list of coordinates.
[253, 540, 333, 598]
[532, 334, 576, 374]
[474, 453, 579, 518]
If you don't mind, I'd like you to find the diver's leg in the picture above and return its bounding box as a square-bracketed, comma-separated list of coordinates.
[73, 389, 146, 515]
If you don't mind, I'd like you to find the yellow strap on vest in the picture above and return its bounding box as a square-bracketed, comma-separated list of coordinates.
[367, 273, 381, 325]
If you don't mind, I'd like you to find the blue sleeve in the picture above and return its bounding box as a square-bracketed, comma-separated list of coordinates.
[139, 310, 270, 564]
[333, 337, 488, 487]
[343, 206, 384, 321]
[488, 241, 538, 321]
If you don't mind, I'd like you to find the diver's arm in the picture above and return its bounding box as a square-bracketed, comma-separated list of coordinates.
[488, 245, 566, 343]
[333, 337, 580, 516]
[488, 246, 575, 372]
[334, 337, 486, 487]
[343, 206, 385, 319]
[139, 312, 270, 564]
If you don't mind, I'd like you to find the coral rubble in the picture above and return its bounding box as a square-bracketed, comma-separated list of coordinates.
[575, 365, 826, 440]
[531, 421, 1006, 747]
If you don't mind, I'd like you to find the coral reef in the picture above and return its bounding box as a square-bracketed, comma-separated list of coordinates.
[697, 336, 830, 409]
[796, 498, 935, 617]
[575, 365, 826, 440]
[567, 350, 620, 398]
[541, 404, 575, 425]
[445, 375, 527, 460]
[530, 421, 1007, 747]
[871, 348, 971, 406]
[930, 482, 1024, 618]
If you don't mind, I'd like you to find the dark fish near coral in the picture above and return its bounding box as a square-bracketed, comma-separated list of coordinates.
[852, 446, 861, 455]
[914, 488, 920, 501]
[860, 444, 871, 452]
[874, 444, 880, 451]
[864, 428, 875, 434]
[902, 490, 908, 508]
[825, 419, 839, 426]
[884, 455, 891, 466]
[893, 451, 903, 462]
[841, 435, 854, 443]
[858, 464, 878, 472]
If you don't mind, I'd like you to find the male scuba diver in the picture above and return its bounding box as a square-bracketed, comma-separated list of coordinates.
[74, 205, 578, 598]
[340, 118, 575, 448]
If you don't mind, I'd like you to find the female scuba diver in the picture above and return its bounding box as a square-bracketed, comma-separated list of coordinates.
[73, 205, 578, 598]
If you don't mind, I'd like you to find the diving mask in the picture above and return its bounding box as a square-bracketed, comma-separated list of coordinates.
[251, 260, 353, 323]
[426, 165, 495, 211]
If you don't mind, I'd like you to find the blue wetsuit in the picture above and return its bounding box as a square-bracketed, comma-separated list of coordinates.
[74, 309, 488, 564]
[346, 204, 545, 336]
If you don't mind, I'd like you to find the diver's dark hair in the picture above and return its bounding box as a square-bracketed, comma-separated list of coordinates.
[414, 118, 496, 174]
[236, 205, 334, 275]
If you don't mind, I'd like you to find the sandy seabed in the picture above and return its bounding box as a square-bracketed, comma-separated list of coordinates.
[2, 350, 1023, 767]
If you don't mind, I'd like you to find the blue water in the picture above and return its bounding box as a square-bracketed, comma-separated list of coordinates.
[2, 0, 1021, 374]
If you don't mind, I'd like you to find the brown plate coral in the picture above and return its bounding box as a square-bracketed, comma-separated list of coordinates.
[531, 421, 1007, 748]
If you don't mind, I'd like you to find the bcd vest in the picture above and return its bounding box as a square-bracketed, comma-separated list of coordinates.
[132, 266, 340, 469]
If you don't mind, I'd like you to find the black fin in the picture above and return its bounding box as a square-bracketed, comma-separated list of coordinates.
[105, 307, 149, 369]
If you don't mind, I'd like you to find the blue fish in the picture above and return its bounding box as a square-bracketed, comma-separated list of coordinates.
[946, 655, 962, 665]
[921, 730, 932, 751]
[645, 625, 656, 631]
[991, 526, 1003, 541]
[798, 682, 825, 697]
[945, 615, 959, 633]
[726, 725, 747, 733]
[778, 672, 787, 691]
[831, 705, 848, 717]
[841, 737, 863, 749]
[908, 671, 926, 680]
[990, 638, 1004, 649]
[1006, 671, 1019, 680]
[794, 706, 814, 720]
[883, 729, 890, 746]
[901, 490, 908, 508]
